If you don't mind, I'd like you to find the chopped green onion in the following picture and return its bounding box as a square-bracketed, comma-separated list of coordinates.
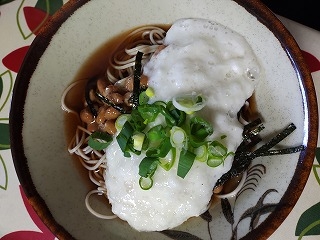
[208, 140, 228, 158]
[177, 149, 196, 178]
[146, 137, 172, 158]
[137, 102, 176, 126]
[146, 125, 167, 143]
[159, 148, 176, 171]
[170, 126, 187, 149]
[138, 104, 161, 124]
[116, 136, 131, 157]
[139, 157, 159, 177]
[159, 106, 177, 126]
[194, 145, 208, 162]
[190, 116, 213, 139]
[188, 116, 213, 147]
[100, 89, 238, 189]
[139, 176, 153, 190]
[115, 114, 130, 131]
[189, 136, 208, 148]
[129, 109, 146, 132]
[139, 91, 149, 105]
[158, 137, 172, 158]
[116, 121, 134, 157]
[172, 92, 206, 114]
[145, 87, 155, 98]
[88, 131, 113, 150]
[207, 141, 233, 167]
[126, 138, 143, 155]
[146, 148, 160, 157]
[207, 157, 224, 167]
[132, 133, 145, 151]
[166, 101, 186, 127]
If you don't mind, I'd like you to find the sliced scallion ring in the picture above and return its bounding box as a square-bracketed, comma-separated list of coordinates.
[207, 157, 224, 167]
[159, 148, 176, 171]
[139, 176, 153, 190]
[194, 145, 208, 162]
[208, 140, 228, 158]
[170, 126, 187, 149]
[115, 114, 130, 131]
[172, 92, 206, 114]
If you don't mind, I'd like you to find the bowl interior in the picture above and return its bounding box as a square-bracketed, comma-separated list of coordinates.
[10, 0, 317, 239]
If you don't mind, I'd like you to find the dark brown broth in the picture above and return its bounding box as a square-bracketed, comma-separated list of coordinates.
[64, 28, 134, 142]
[64, 24, 171, 142]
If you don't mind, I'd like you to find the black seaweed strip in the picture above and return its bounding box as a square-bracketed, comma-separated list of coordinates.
[254, 123, 296, 154]
[214, 123, 303, 188]
[131, 51, 143, 109]
[95, 92, 128, 114]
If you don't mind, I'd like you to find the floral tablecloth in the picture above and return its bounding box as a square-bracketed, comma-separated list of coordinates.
[0, 1, 320, 239]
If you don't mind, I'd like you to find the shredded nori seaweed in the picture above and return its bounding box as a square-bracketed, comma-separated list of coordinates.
[95, 92, 129, 114]
[131, 51, 143, 109]
[214, 120, 305, 189]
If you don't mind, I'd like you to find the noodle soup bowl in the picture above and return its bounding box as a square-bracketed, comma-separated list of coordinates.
[10, 0, 317, 239]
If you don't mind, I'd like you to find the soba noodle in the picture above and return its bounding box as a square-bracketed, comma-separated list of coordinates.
[106, 26, 166, 83]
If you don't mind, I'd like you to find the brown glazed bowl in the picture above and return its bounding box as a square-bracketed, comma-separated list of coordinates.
[10, 0, 318, 239]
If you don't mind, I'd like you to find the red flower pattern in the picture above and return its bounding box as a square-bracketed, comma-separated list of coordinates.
[0, 186, 56, 240]
[2, 46, 29, 73]
[23, 6, 50, 35]
[302, 50, 320, 73]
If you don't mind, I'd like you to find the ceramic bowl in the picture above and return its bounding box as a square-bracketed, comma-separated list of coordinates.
[10, 0, 318, 239]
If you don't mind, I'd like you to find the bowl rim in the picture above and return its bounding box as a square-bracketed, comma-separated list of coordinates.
[9, 0, 318, 239]
[236, 0, 318, 238]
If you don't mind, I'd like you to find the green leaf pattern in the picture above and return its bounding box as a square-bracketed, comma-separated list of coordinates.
[295, 147, 320, 238]
[296, 202, 320, 238]
[16, 0, 64, 39]
[0, 71, 12, 191]
[36, 0, 63, 15]
[0, 70, 13, 113]
[0, 154, 8, 190]
[16, 0, 50, 39]
[0, 122, 10, 150]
